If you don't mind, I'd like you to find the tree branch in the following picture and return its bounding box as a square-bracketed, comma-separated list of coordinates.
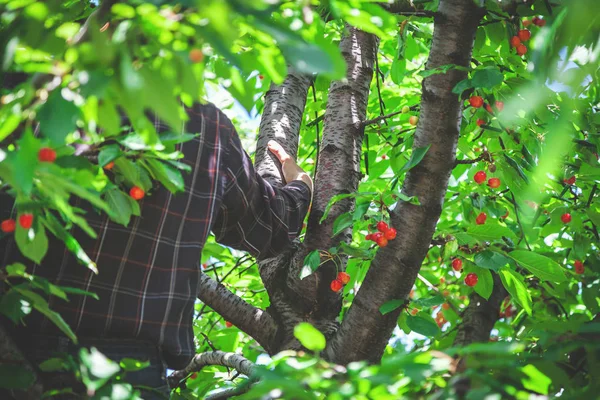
[324, 0, 485, 364]
[196, 273, 279, 354]
[168, 351, 256, 389]
[254, 69, 313, 185]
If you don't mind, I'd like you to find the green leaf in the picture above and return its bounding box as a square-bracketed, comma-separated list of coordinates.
[145, 159, 185, 193]
[104, 188, 134, 226]
[399, 145, 431, 174]
[452, 78, 473, 95]
[293, 323, 326, 352]
[521, 364, 552, 395]
[0, 365, 35, 390]
[406, 314, 440, 337]
[119, 358, 150, 372]
[474, 250, 511, 271]
[11, 129, 40, 195]
[338, 243, 372, 259]
[411, 294, 445, 308]
[332, 212, 353, 237]
[14, 222, 48, 264]
[380, 299, 404, 315]
[472, 268, 493, 300]
[471, 68, 504, 89]
[98, 145, 122, 167]
[498, 269, 532, 315]
[467, 222, 517, 243]
[38, 357, 69, 372]
[299, 250, 321, 280]
[14, 287, 78, 343]
[37, 90, 81, 145]
[509, 250, 567, 283]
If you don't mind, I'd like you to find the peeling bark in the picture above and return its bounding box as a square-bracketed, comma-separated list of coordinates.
[324, 0, 484, 364]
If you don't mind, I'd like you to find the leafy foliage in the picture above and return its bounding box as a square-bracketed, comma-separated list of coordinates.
[1, 0, 599, 399]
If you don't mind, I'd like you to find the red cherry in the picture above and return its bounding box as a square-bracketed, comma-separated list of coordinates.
[504, 307, 514, 318]
[495, 101, 504, 111]
[442, 303, 450, 310]
[469, 96, 483, 108]
[510, 36, 521, 48]
[129, 186, 145, 200]
[532, 16, 541, 25]
[259, 75, 264, 80]
[476, 119, 486, 127]
[451, 258, 463, 271]
[330, 279, 343, 292]
[337, 271, 351, 285]
[38, 147, 57, 163]
[189, 49, 204, 63]
[376, 237, 389, 247]
[517, 29, 531, 41]
[476, 212, 487, 225]
[410, 308, 418, 316]
[439, 277, 446, 284]
[574, 260, 584, 274]
[537, 19, 546, 27]
[516, 44, 527, 56]
[485, 103, 493, 113]
[376, 221, 389, 233]
[474, 170, 487, 184]
[381, 155, 387, 160]
[564, 176, 576, 185]
[365, 233, 373, 241]
[560, 213, 571, 224]
[225, 321, 233, 328]
[1, 219, 16, 233]
[372, 232, 383, 242]
[104, 161, 115, 170]
[190, 372, 198, 380]
[19, 214, 34, 229]
[523, 19, 532, 27]
[384, 227, 397, 240]
[201, 263, 208, 269]
[488, 177, 501, 189]
[465, 273, 478, 287]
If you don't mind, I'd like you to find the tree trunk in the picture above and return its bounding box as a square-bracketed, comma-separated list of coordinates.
[259, 25, 379, 353]
[453, 275, 507, 347]
[324, 0, 485, 364]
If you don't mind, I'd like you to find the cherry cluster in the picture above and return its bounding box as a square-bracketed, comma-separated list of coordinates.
[365, 221, 397, 248]
[330, 271, 351, 293]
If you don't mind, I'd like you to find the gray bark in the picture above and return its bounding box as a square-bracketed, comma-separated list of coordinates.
[254, 70, 313, 185]
[324, 0, 485, 364]
[168, 351, 255, 389]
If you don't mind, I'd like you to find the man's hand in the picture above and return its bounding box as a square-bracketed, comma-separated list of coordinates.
[268, 140, 313, 195]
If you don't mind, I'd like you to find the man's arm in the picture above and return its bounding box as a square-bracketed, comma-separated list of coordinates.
[210, 118, 312, 260]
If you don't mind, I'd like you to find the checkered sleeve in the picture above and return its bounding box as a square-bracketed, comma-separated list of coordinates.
[211, 118, 311, 260]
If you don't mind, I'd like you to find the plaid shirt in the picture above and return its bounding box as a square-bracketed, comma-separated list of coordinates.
[0, 102, 311, 369]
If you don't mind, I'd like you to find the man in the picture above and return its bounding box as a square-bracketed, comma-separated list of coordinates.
[0, 100, 312, 398]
